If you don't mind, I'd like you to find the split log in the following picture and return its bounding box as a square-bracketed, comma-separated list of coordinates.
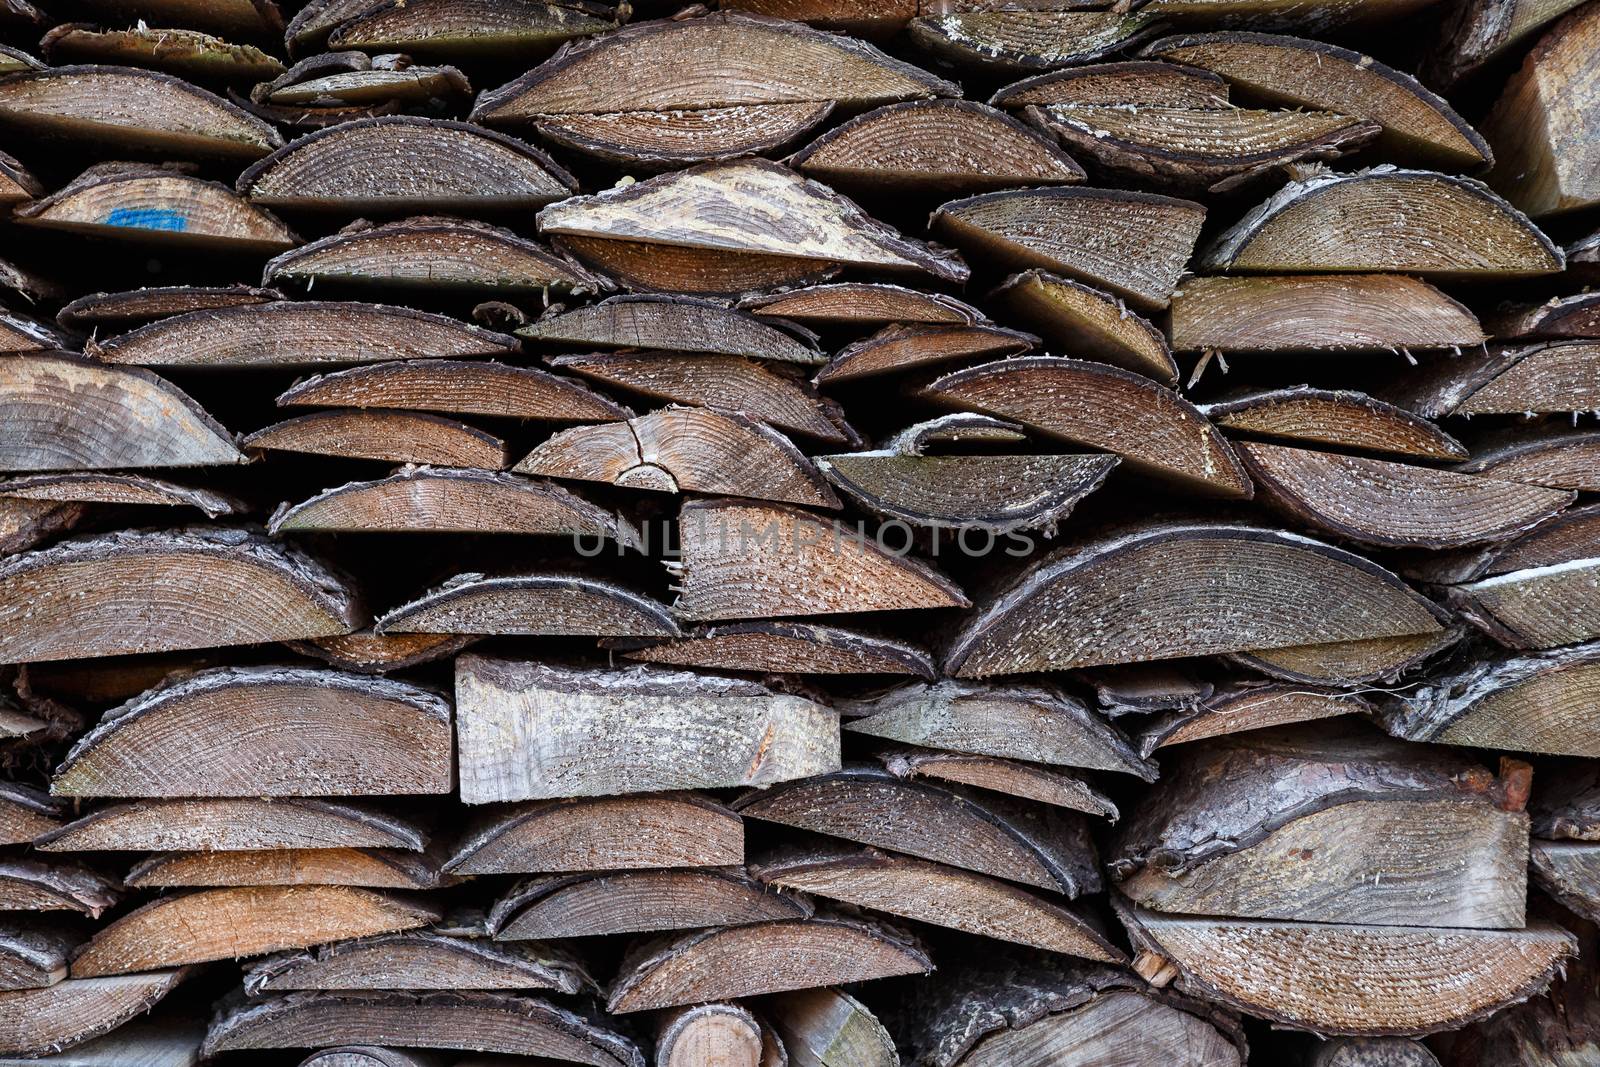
[818, 451, 1115, 534]
[549, 352, 853, 443]
[990, 59, 1232, 109]
[78, 0, 284, 37]
[879, 413, 1029, 453]
[0, 66, 282, 158]
[920, 356, 1251, 497]
[0, 782, 63, 843]
[1167, 275, 1487, 352]
[92, 300, 517, 367]
[264, 218, 609, 295]
[238, 116, 576, 213]
[990, 270, 1177, 384]
[15, 164, 297, 253]
[1203, 387, 1468, 460]
[1385, 342, 1600, 417]
[0, 919, 80, 990]
[1398, 638, 1600, 748]
[244, 411, 509, 468]
[0, 46, 36, 75]
[766, 988, 896, 1067]
[490, 868, 811, 939]
[523, 102, 836, 170]
[537, 160, 968, 285]
[0, 308, 74, 355]
[472, 13, 956, 124]
[520, 296, 822, 365]
[445, 793, 744, 874]
[376, 573, 672, 637]
[55, 284, 279, 327]
[0, 969, 190, 1057]
[742, 282, 984, 326]
[607, 916, 930, 1013]
[1136, 0, 1444, 29]
[0, 527, 361, 662]
[1202, 167, 1563, 276]
[1531, 841, 1600, 924]
[657, 1003, 768, 1067]
[733, 765, 1101, 895]
[252, 53, 470, 111]
[204, 991, 644, 1065]
[0, 353, 243, 472]
[517, 406, 839, 507]
[1137, 684, 1368, 755]
[543, 236, 842, 296]
[895, 954, 1246, 1067]
[323, 0, 619, 58]
[1448, 558, 1600, 649]
[1083, 663, 1215, 716]
[0, 1021, 203, 1067]
[1235, 442, 1574, 549]
[792, 100, 1084, 193]
[39, 26, 286, 84]
[673, 498, 969, 619]
[52, 665, 453, 797]
[125, 847, 449, 890]
[0, 861, 119, 917]
[1026, 103, 1378, 192]
[1117, 904, 1576, 1036]
[37, 798, 425, 852]
[1425, 0, 1589, 86]
[68, 886, 438, 977]
[620, 622, 934, 678]
[243, 929, 588, 993]
[0, 150, 38, 206]
[932, 187, 1205, 309]
[842, 679, 1155, 778]
[287, 631, 475, 674]
[1110, 724, 1529, 926]
[0, 473, 242, 517]
[280, 360, 626, 423]
[1481, 3, 1600, 216]
[908, 10, 1158, 72]
[1417, 503, 1600, 584]
[454, 656, 839, 803]
[271, 469, 623, 536]
[1306, 1038, 1441, 1067]
[1457, 431, 1600, 491]
[719, 0, 912, 35]
[754, 847, 1123, 960]
[1230, 628, 1463, 686]
[1141, 33, 1493, 169]
[813, 323, 1036, 384]
[880, 747, 1118, 818]
[944, 521, 1443, 675]
[1488, 293, 1600, 340]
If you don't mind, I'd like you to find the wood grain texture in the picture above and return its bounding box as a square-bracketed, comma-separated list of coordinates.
[56, 284, 280, 326]
[0, 782, 63, 844]
[0, 861, 118, 917]
[324, 0, 618, 58]
[815, 323, 1036, 384]
[0, 472, 242, 516]
[454, 655, 839, 802]
[38, 798, 425, 852]
[244, 410, 508, 468]
[536, 102, 835, 168]
[880, 746, 1119, 818]
[69, 886, 438, 977]
[286, 631, 476, 674]
[1137, 683, 1368, 754]
[656, 1003, 765, 1067]
[124, 847, 449, 890]
[991, 59, 1234, 109]
[0, 969, 190, 1057]
[242, 929, 589, 993]
[53, 665, 453, 797]
[520, 295, 822, 364]
[1450, 558, 1600, 649]
[0, 1020, 201, 1067]
[0, 527, 361, 662]
[1204, 386, 1468, 460]
[0, 353, 243, 472]
[991, 270, 1177, 384]
[743, 282, 983, 326]
[279, 359, 628, 421]
[377, 573, 675, 637]
[766, 988, 897, 1067]
[945, 521, 1442, 675]
[445, 793, 743, 874]
[620, 621, 935, 678]
[909, 10, 1157, 72]
[490, 867, 811, 939]
[0, 918, 79, 991]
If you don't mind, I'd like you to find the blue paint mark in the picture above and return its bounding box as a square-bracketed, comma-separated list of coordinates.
[103, 207, 188, 232]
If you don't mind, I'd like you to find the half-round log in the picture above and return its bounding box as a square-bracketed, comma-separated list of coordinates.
[68, 886, 438, 978]
[238, 116, 576, 212]
[91, 300, 517, 367]
[39, 25, 285, 84]
[52, 666, 452, 797]
[125, 848, 448, 890]
[445, 793, 743, 874]
[1203, 167, 1563, 276]
[0, 782, 63, 844]
[0, 860, 119, 917]
[375, 573, 678, 637]
[271, 468, 622, 536]
[0, 353, 243, 472]
[0, 65, 282, 158]
[1457, 431, 1600, 491]
[880, 747, 1118, 818]
[1203, 387, 1467, 460]
[37, 798, 425, 852]
[0, 527, 361, 662]
[909, 10, 1157, 72]
[519, 295, 821, 364]
[242, 930, 588, 993]
[243, 411, 508, 468]
[490, 868, 812, 939]
[656, 1003, 765, 1067]
[944, 521, 1443, 675]
[56, 284, 280, 326]
[0, 969, 189, 1057]
[742, 282, 983, 326]
[1137, 684, 1369, 754]
[991, 59, 1233, 109]
[286, 630, 476, 674]
[0, 472, 242, 516]
[278, 359, 627, 421]
[1231, 629, 1462, 686]
[921, 356, 1251, 497]
[991, 270, 1177, 384]
[534, 102, 835, 169]
[813, 323, 1036, 383]
[607, 916, 931, 1013]
[620, 621, 935, 678]
[324, 0, 618, 58]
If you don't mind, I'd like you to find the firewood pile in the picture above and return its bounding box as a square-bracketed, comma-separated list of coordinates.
[0, 0, 1598, 1063]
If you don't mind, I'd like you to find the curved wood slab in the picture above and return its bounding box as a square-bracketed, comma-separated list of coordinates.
[742, 282, 983, 326]
[992, 270, 1177, 384]
[534, 101, 835, 168]
[880, 747, 1120, 818]
[519, 295, 822, 364]
[0, 528, 361, 662]
[245, 411, 508, 468]
[814, 322, 1036, 384]
[279, 359, 628, 422]
[38, 798, 425, 853]
[620, 621, 935, 678]
[0, 860, 119, 917]
[53, 666, 452, 797]
[0, 969, 190, 1057]
[0, 472, 242, 516]
[125, 848, 449, 890]
[1203, 386, 1467, 460]
[376, 573, 677, 637]
[242, 930, 588, 993]
[945, 521, 1442, 675]
[490, 867, 811, 939]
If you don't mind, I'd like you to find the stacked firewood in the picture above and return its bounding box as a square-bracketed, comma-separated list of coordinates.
[0, 0, 1597, 1064]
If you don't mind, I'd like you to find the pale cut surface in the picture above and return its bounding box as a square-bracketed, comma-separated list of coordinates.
[278, 360, 628, 422]
[37, 798, 424, 852]
[621, 622, 935, 679]
[766, 987, 898, 1067]
[244, 411, 509, 469]
[1451, 561, 1600, 650]
[242, 930, 588, 993]
[0, 970, 189, 1057]
[536, 102, 835, 167]
[1235, 630, 1461, 686]
[375, 573, 676, 638]
[945, 522, 1442, 675]
[519, 296, 822, 364]
[656, 1003, 764, 1067]
[960, 989, 1242, 1067]
[909, 10, 1157, 72]
[1204, 387, 1467, 460]
[1389, 648, 1600, 755]
[491, 867, 811, 939]
[324, 0, 618, 56]
[272, 469, 622, 536]
[124, 848, 446, 890]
